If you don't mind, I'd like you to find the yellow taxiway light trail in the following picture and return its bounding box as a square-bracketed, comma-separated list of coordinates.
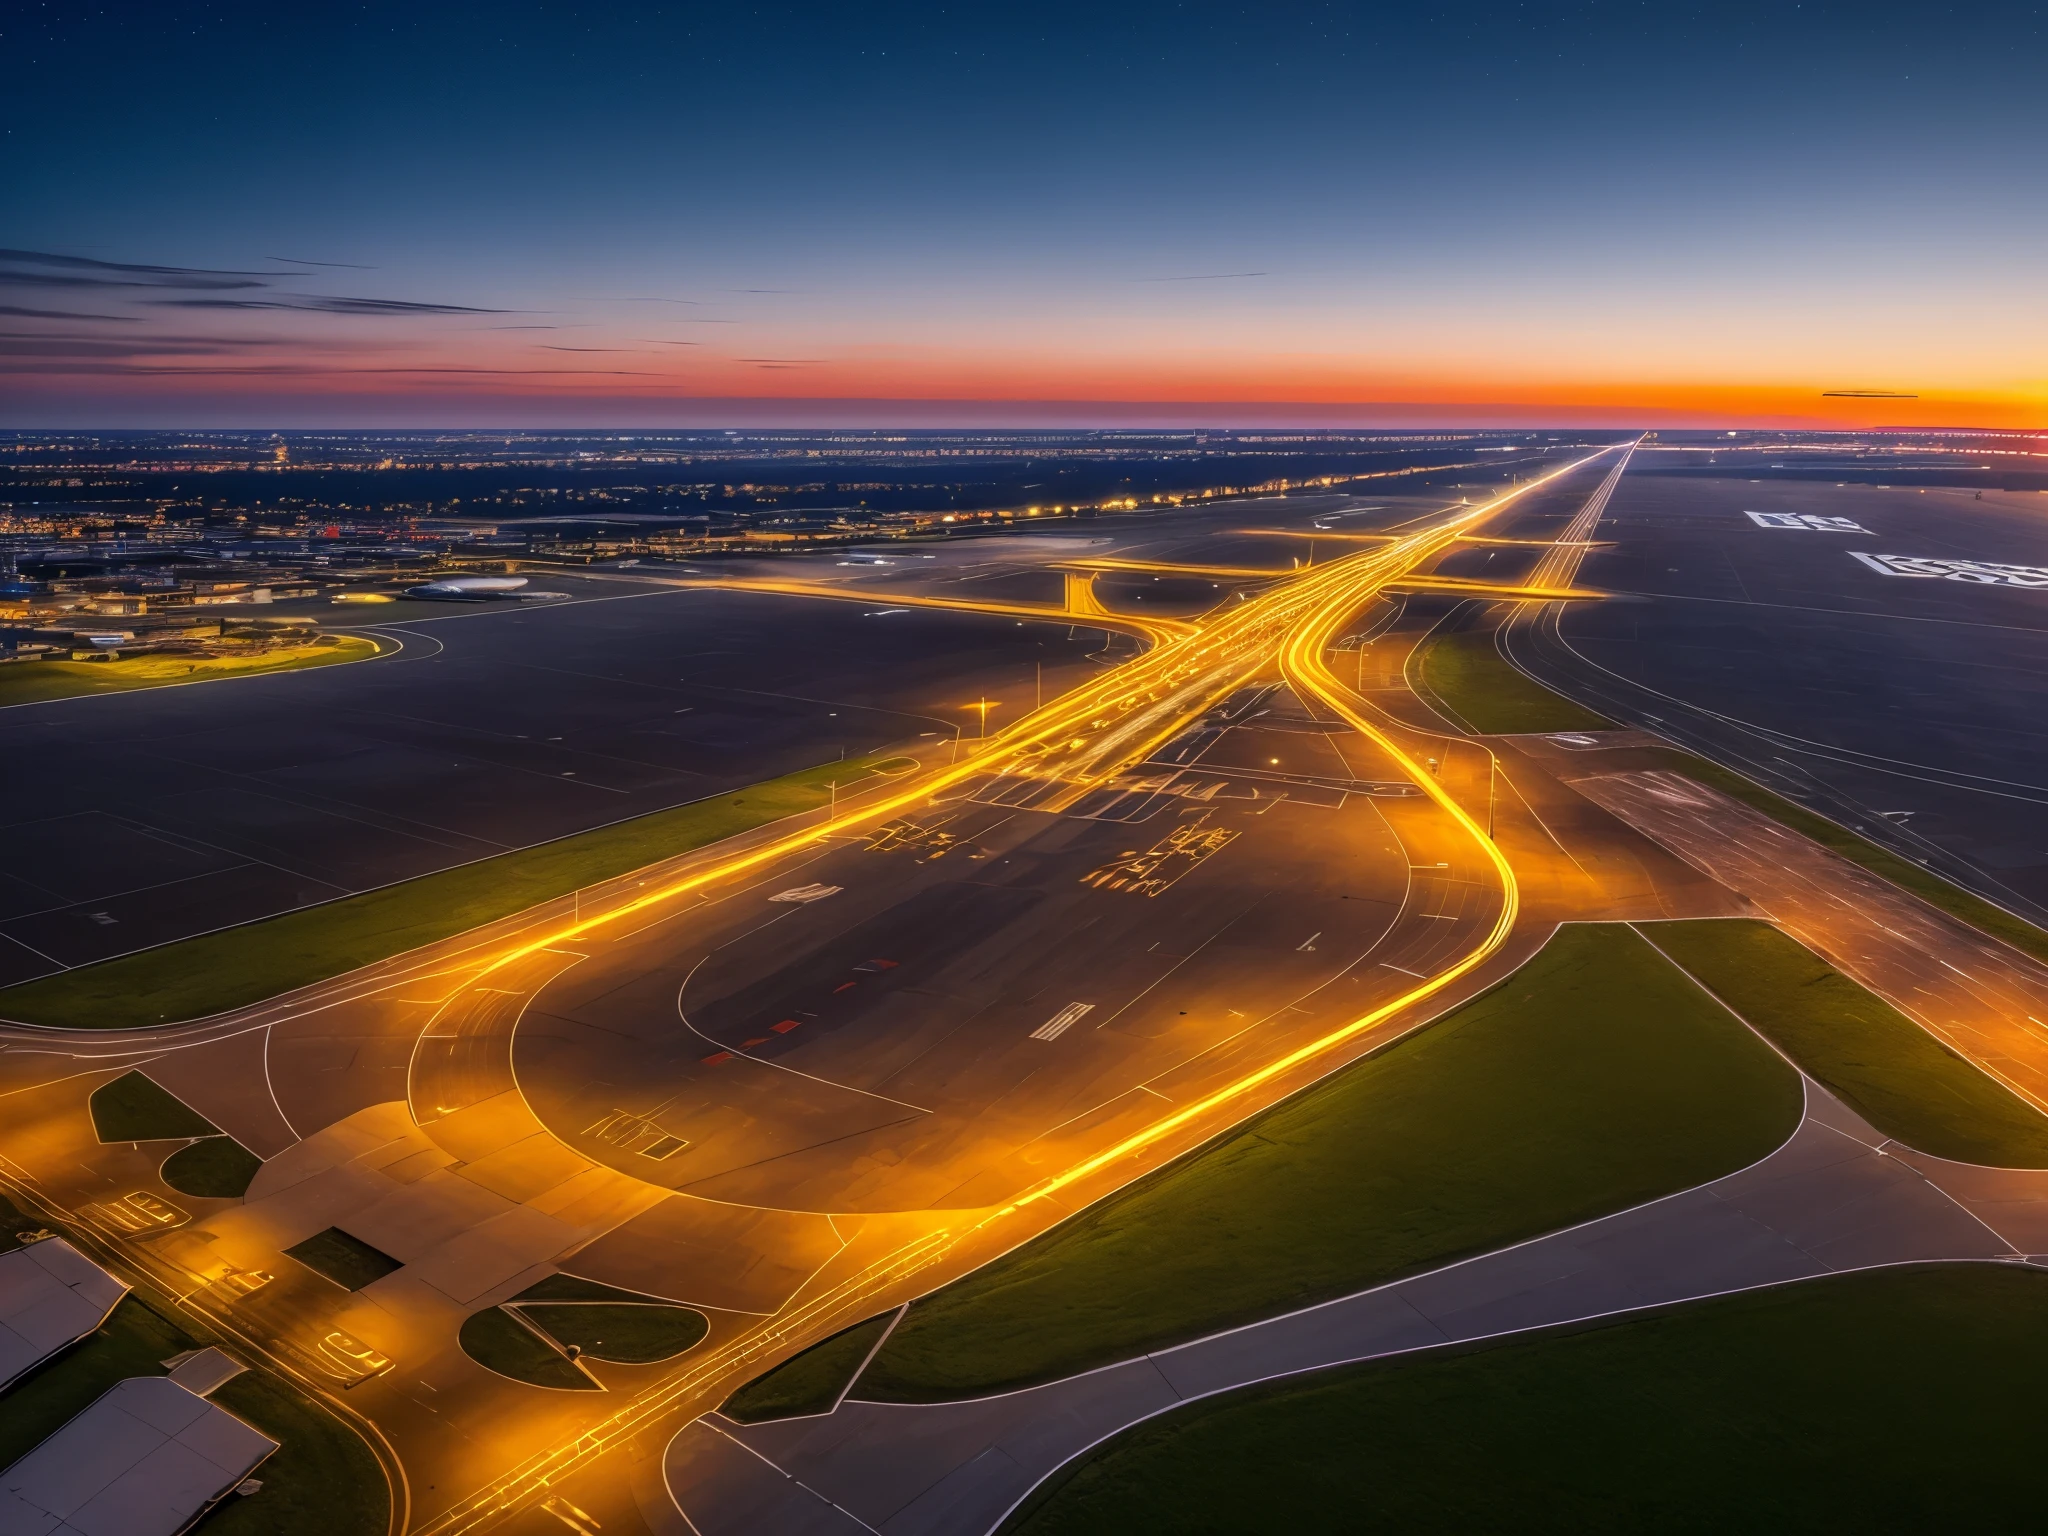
[1055, 557, 1299, 579]
[671, 573, 1198, 645]
[1382, 575, 1604, 601]
[456, 469, 1599, 983]
[1454, 535, 1612, 548]
[988, 485, 1543, 1216]
[412, 444, 1621, 1534]
[1245, 528, 1397, 543]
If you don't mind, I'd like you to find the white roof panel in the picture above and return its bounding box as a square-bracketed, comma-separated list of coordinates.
[0, 1376, 277, 1536]
[0, 1241, 128, 1391]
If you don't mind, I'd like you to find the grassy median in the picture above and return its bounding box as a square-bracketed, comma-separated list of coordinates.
[458, 1307, 597, 1390]
[0, 754, 893, 1030]
[1414, 622, 2048, 967]
[160, 1137, 264, 1198]
[1641, 919, 2048, 1166]
[1414, 628, 1612, 734]
[723, 1312, 898, 1423]
[88, 1070, 220, 1142]
[856, 923, 1799, 1401]
[1007, 1263, 2048, 1535]
[519, 1304, 708, 1364]
[0, 636, 383, 707]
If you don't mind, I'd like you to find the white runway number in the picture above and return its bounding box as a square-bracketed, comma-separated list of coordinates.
[1746, 511, 1869, 533]
[1850, 552, 2048, 587]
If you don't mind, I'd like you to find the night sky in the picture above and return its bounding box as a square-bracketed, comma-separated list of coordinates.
[5, 1, 2042, 428]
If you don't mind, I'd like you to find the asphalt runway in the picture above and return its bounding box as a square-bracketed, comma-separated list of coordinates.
[511, 710, 1418, 1215]
[0, 579, 1112, 983]
[0, 455, 1566, 987]
[0, 448, 1677, 1528]
[1508, 462, 2048, 917]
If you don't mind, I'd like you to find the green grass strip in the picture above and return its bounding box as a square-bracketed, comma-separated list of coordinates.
[1007, 1264, 2048, 1535]
[458, 1307, 597, 1390]
[282, 1228, 402, 1291]
[0, 1193, 33, 1253]
[724, 1313, 898, 1424]
[1641, 918, 2048, 1167]
[1419, 623, 2048, 965]
[520, 1303, 707, 1364]
[1415, 628, 1613, 734]
[160, 1136, 264, 1198]
[0, 754, 892, 1030]
[0, 1291, 386, 1536]
[206, 1365, 391, 1536]
[87, 1070, 220, 1142]
[0, 635, 382, 706]
[859, 924, 1799, 1401]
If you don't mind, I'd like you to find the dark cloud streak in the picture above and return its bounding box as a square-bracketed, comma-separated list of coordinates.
[0, 363, 662, 377]
[0, 303, 137, 321]
[0, 247, 282, 278]
[155, 296, 516, 315]
[0, 270, 268, 291]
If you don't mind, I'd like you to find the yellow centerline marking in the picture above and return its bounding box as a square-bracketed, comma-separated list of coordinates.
[409, 444, 1624, 1533]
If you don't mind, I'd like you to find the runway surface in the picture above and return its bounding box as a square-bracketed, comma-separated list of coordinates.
[0, 461, 1540, 986]
[38, 441, 2043, 1536]
[1504, 461, 2048, 922]
[0, 450, 1632, 1535]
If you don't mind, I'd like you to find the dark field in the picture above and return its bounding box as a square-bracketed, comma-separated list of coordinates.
[0, 578, 1108, 984]
[1009, 1263, 2048, 1535]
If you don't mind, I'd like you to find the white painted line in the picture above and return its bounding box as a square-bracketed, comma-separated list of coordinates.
[1031, 1002, 1095, 1041]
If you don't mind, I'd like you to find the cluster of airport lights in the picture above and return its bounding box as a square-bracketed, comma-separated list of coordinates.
[415, 446, 1623, 1532]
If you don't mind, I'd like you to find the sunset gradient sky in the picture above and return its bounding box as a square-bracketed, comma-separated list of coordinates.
[5, 1, 2043, 428]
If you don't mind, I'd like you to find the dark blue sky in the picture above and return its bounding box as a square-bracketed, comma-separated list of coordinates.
[6, 2, 2043, 426]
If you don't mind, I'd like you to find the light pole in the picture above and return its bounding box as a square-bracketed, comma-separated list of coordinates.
[966, 698, 1000, 739]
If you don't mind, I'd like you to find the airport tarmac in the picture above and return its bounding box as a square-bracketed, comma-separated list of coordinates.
[1502, 467, 2048, 920]
[0, 451, 1627, 1528]
[0, 450, 1648, 1534]
[0, 583, 1113, 984]
[0, 456, 1562, 988]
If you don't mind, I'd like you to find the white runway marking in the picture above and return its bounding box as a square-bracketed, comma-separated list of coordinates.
[1746, 510, 1868, 533]
[1851, 552, 2048, 587]
[1031, 1002, 1095, 1041]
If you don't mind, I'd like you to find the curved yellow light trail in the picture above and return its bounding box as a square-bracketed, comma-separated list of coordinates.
[413, 443, 1621, 1533]
[1057, 557, 1295, 579]
[992, 481, 1552, 1215]
[674, 573, 1199, 645]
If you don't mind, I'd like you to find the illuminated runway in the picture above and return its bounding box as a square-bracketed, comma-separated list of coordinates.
[0, 447, 1678, 1534]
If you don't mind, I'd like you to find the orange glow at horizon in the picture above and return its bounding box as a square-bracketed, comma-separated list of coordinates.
[104, 359, 2044, 431]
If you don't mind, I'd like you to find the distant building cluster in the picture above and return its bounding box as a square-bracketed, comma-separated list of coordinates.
[0, 426, 1625, 671]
